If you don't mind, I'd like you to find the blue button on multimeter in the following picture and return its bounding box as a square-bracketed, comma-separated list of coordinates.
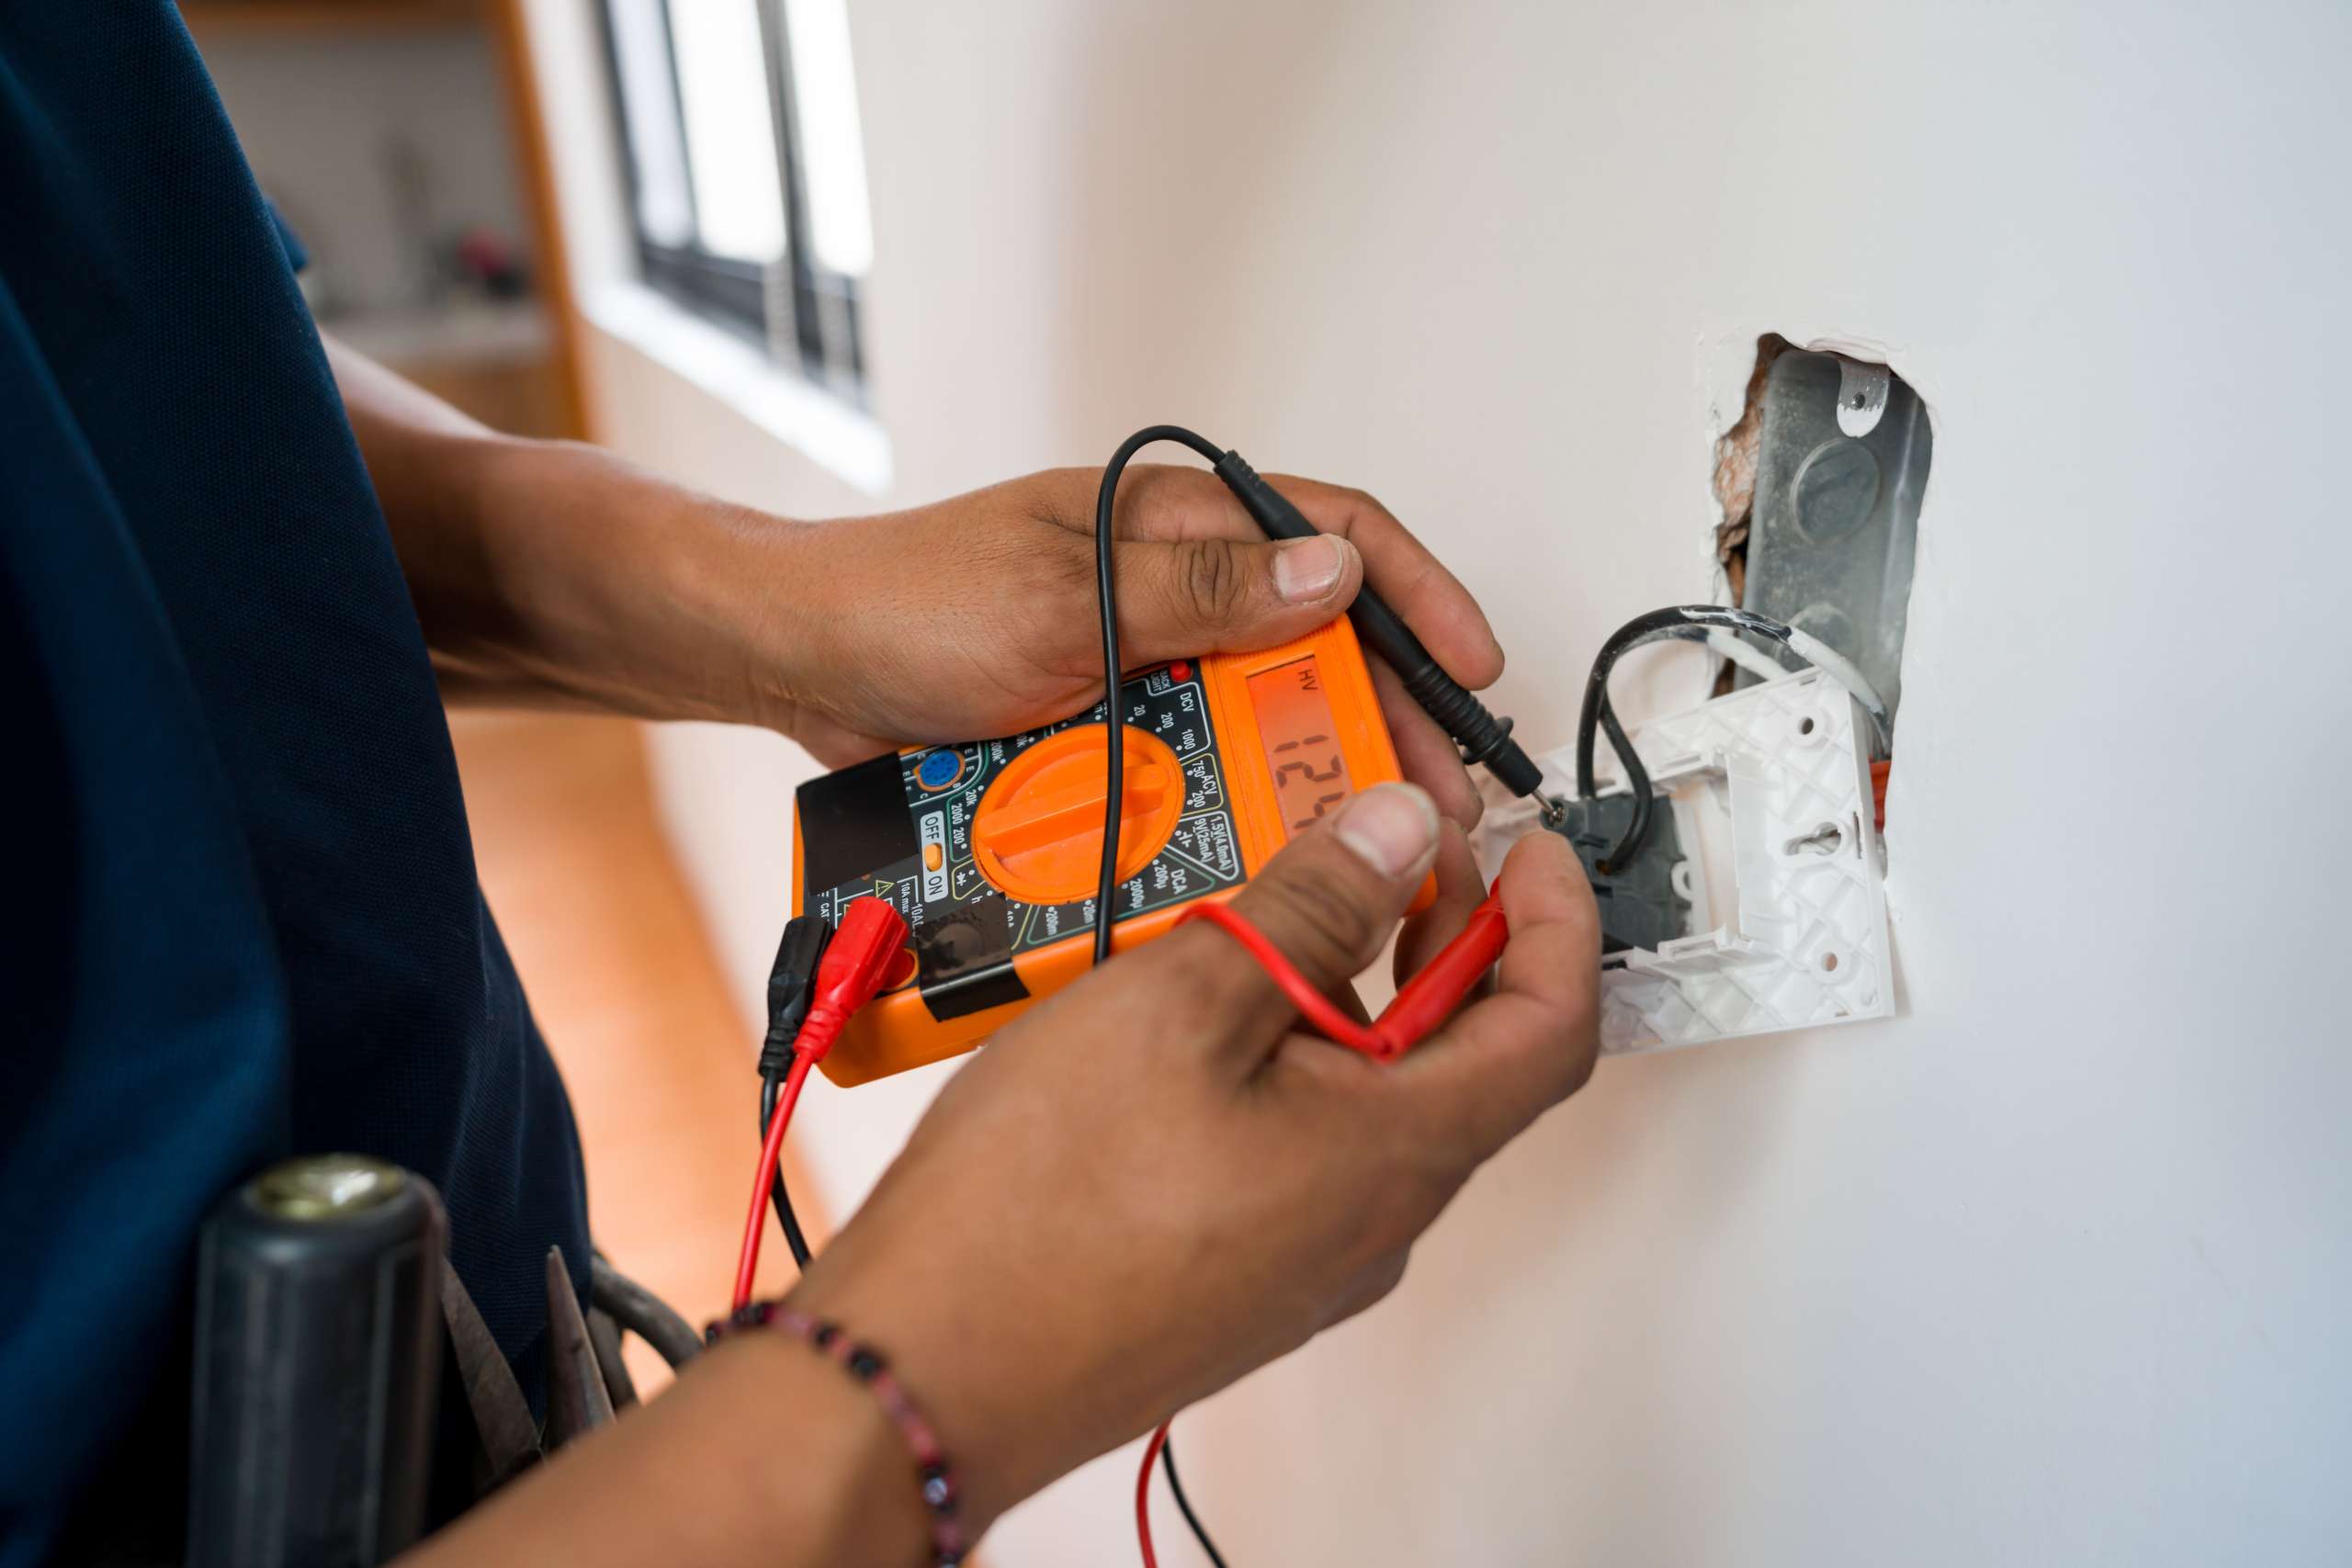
[915, 749, 963, 791]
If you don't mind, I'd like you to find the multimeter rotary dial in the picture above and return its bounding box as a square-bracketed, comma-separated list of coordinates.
[967, 724, 1186, 907]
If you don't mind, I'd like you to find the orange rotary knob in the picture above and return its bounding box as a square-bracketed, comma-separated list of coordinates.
[969, 725, 1185, 906]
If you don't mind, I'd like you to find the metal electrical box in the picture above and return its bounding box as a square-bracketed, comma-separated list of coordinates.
[1738, 351, 1928, 730]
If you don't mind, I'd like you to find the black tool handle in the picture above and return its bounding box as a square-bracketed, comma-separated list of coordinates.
[1213, 450, 1546, 798]
[187, 1156, 446, 1568]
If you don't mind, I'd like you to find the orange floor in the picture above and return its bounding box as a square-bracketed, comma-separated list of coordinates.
[449, 711, 822, 1393]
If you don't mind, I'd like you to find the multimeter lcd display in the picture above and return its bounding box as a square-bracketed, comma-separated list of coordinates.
[1246, 655, 1356, 839]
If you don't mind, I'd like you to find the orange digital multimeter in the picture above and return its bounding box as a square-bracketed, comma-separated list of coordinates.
[791, 616, 1428, 1087]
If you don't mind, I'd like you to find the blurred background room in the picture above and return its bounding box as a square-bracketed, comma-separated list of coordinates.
[187, 2, 2349, 1563]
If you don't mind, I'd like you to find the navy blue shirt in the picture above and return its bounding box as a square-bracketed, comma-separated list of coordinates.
[1, 6, 589, 1559]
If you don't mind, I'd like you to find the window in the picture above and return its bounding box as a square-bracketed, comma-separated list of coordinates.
[600, 0, 873, 398]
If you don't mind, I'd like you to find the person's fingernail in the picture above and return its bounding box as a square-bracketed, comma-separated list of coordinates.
[1272, 536, 1346, 604]
[1333, 783, 1439, 878]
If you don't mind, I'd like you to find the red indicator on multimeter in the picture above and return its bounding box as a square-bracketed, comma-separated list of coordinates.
[792, 617, 1429, 1086]
[1245, 655, 1356, 839]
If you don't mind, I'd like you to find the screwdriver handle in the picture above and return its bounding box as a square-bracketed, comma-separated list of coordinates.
[187, 1156, 444, 1568]
[1213, 450, 1546, 798]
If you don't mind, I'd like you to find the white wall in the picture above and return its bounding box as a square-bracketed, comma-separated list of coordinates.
[522, 2, 2352, 1561]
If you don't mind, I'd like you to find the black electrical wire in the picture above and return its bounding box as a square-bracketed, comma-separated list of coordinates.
[1574, 604, 1890, 874]
[1094, 426, 1234, 1566]
[760, 1067, 815, 1269]
[755, 915, 827, 1269]
[1575, 612, 1745, 874]
[1159, 1427, 1231, 1568]
[1091, 425, 1224, 965]
[1589, 628, 1748, 873]
[1593, 694, 1651, 877]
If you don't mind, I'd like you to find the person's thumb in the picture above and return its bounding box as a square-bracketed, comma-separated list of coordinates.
[1148, 782, 1440, 1067]
[1114, 533, 1363, 662]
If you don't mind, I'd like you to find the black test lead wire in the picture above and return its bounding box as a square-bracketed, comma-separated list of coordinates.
[1092, 426, 1226, 964]
[1091, 426, 1233, 1567]
[1156, 1435, 1230, 1568]
[758, 915, 831, 1270]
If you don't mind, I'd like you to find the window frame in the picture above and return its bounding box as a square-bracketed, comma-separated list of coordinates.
[597, 0, 866, 399]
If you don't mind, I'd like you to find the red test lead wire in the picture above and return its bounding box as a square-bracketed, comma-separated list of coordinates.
[1136, 1421, 1173, 1568]
[1179, 886, 1509, 1060]
[731, 1051, 816, 1311]
[729, 897, 910, 1313]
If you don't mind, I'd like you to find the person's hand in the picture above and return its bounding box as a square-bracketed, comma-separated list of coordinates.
[339, 347, 1499, 819]
[358, 385, 1503, 827]
[784, 782, 1600, 1532]
[391, 785, 1595, 1568]
[751, 466, 1507, 827]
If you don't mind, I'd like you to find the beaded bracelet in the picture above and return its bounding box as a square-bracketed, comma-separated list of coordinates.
[707, 1302, 967, 1567]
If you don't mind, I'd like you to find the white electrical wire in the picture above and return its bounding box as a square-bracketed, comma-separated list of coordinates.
[1764, 620, 1891, 750]
[1703, 628, 1793, 684]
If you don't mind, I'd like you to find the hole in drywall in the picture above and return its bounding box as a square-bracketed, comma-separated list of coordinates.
[1821, 952, 1840, 973]
[1798, 716, 1815, 736]
[1711, 333, 1792, 615]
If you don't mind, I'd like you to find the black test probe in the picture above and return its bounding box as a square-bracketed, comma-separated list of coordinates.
[1209, 448, 1555, 805]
